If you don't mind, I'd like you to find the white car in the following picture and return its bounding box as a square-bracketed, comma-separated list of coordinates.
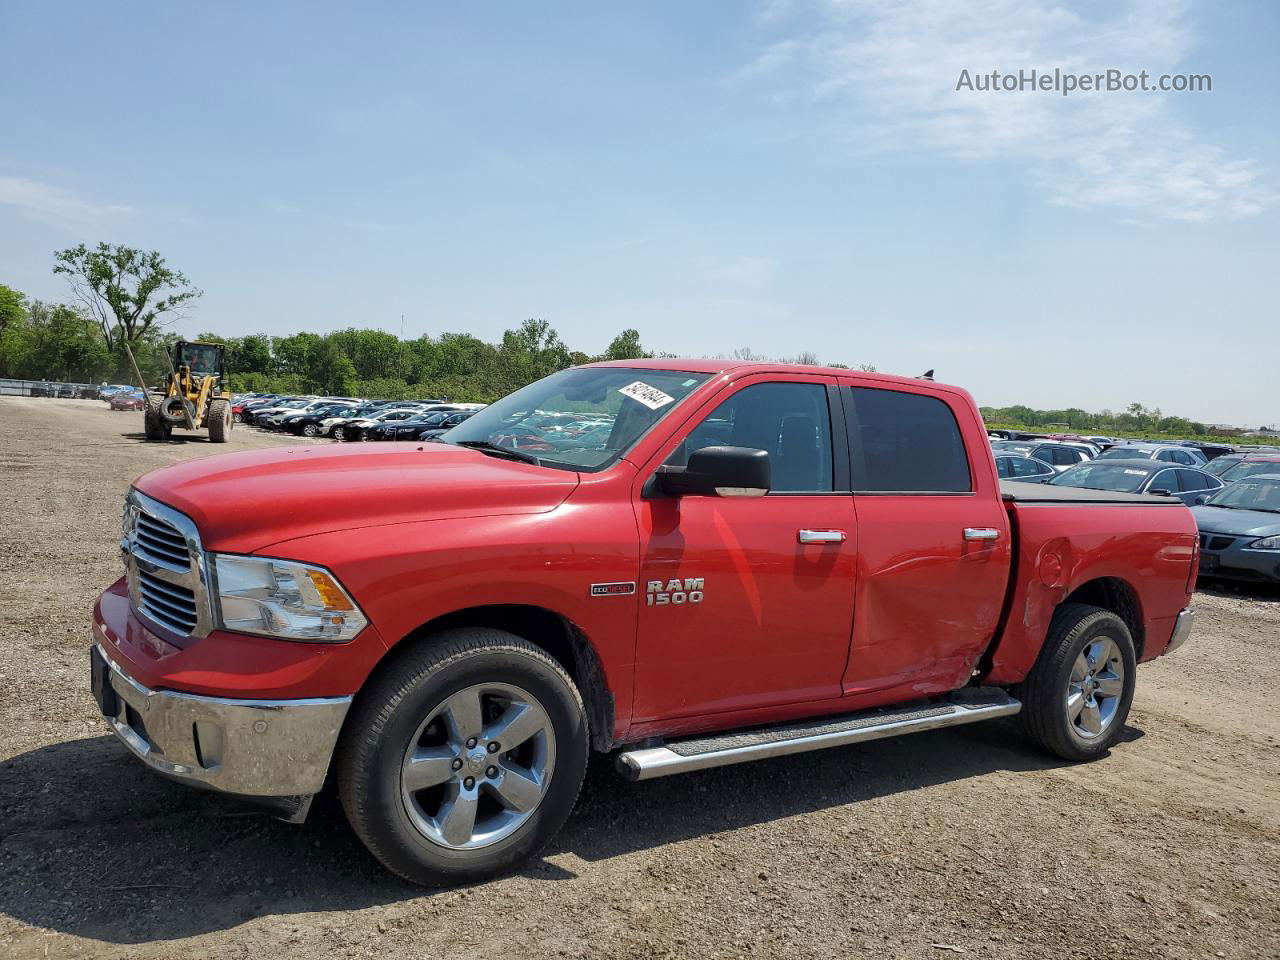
[330, 407, 423, 441]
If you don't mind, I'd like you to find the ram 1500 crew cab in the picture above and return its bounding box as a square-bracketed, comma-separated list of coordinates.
[91, 360, 1198, 884]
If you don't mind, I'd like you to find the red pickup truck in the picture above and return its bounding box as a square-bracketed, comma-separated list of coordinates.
[91, 360, 1198, 884]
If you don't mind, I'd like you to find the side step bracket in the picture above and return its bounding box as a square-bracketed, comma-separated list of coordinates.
[615, 688, 1021, 781]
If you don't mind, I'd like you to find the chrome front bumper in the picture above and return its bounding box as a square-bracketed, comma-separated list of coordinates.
[91, 643, 351, 815]
[1165, 608, 1195, 655]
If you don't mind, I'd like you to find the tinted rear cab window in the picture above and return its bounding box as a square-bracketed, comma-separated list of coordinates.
[846, 387, 971, 492]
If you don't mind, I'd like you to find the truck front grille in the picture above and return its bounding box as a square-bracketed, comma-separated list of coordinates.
[122, 490, 212, 639]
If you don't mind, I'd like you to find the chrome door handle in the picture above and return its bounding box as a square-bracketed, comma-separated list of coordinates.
[798, 529, 846, 544]
[964, 527, 1001, 541]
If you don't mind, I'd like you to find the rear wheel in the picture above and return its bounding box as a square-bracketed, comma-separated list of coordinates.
[1019, 603, 1136, 761]
[332, 426, 347, 440]
[143, 398, 171, 441]
[302, 422, 320, 437]
[337, 628, 588, 886]
[207, 398, 232, 442]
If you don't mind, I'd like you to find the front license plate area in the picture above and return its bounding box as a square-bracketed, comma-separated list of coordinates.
[1200, 554, 1220, 572]
[90, 646, 119, 717]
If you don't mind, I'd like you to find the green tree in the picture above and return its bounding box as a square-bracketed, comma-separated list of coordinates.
[53, 243, 202, 351]
[272, 332, 322, 376]
[0, 283, 26, 336]
[308, 339, 358, 395]
[25, 301, 110, 382]
[604, 329, 648, 361]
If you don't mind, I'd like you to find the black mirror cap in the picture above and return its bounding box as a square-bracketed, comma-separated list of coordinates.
[656, 446, 771, 498]
[1195, 494, 1211, 505]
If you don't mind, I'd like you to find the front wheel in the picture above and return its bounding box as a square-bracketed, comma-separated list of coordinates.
[337, 628, 588, 886]
[332, 426, 346, 440]
[1019, 603, 1136, 761]
[302, 422, 320, 437]
[207, 398, 232, 442]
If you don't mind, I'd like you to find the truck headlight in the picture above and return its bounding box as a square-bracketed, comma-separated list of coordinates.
[1247, 535, 1280, 551]
[212, 555, 367, 642]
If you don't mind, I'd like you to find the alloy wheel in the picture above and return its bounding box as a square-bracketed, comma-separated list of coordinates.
[400, 682, 555, 850]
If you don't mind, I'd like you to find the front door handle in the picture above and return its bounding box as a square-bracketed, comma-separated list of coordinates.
[964, 527, 1001, 541]
[798, 529, 846, 544]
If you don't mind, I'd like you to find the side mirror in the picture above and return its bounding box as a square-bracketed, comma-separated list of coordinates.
[656, 446, 771, 498]
[1150, 488, 1173, 497]
[1194, 494, 1211, 505]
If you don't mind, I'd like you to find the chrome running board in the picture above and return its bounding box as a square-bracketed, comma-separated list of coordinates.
[615, 688, 1021, 781]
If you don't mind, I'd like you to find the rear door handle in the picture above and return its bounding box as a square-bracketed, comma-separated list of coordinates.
[798, 529, 846, 544]
[964, 527, 1001, 541]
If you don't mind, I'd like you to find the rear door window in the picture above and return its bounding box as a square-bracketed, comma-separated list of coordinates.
[845, 387, 971, 492]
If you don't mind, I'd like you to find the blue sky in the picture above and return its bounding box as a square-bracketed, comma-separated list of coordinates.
[1, 1, 1276, 426]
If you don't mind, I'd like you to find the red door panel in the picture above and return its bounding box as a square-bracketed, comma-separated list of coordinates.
[632, 493, 857, 722]
[840, 494, 1010, 699]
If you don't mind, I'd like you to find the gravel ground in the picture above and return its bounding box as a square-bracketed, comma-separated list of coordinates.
[1, 396, 1277, 960]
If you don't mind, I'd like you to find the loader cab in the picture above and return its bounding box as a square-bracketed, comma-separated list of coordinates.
[174, 341, 226, 381]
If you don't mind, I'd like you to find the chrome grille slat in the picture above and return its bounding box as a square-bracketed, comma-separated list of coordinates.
[139, 578, 198, 609]
[134, 535, 190, 566]
[138, 575, 197, 610]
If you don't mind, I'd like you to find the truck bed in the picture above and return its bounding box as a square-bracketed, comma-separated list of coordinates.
[1000, 480, 1186, 506]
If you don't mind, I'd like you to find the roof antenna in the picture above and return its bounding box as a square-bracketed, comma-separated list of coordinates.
[918, 368, 935, 381]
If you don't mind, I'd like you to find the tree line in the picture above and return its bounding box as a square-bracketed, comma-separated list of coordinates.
[0, 242, 872, 403]
[980, 402, 1220, 437]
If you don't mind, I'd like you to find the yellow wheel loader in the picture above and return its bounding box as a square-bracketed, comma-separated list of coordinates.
[143, 340, 233, 442]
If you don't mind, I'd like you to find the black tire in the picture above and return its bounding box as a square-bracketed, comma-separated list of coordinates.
[302, 422, 320, 437]
[143, 398, 171, 441]
[207, 398, 232, 442]
[1019, 603, 1137, 761]
[337, 628, 588, 886]
[233, 411, 244, 423]
[332, 426, 346, 440]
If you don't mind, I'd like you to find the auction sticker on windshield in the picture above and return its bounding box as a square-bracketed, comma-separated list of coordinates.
[619, 381, 676, 410]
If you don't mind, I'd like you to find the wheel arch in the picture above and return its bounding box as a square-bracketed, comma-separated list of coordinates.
[362, 604, 617, 753]
[1060, 576, 1145, 659]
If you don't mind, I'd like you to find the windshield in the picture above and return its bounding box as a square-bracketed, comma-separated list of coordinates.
[1220, 461, 1280, 483]
[1095, 447, 1152, 460]
[444, 366, 710, 471]
[1050, 462, 1153, 493]
[1204, 457, 1240, 477]
[1205, 478, 1280, 512]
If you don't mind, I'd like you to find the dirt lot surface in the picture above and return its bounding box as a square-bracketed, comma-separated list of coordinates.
[1, 395, 1277, 959]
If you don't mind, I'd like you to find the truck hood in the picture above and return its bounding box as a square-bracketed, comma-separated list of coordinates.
[135, 442, 580, 554]
[1191, 506, 1280, 538]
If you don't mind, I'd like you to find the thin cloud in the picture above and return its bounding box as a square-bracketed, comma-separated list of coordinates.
[740, 0, 1275, 221]
[0, 175, 133, 234]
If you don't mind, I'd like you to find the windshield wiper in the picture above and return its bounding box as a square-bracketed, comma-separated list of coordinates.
[452, 439, 542, 465]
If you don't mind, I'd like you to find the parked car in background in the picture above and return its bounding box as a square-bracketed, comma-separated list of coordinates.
[1048, 459, 1224, 505]
[1204, 453, 1248, 477]
[260, 397, 358, 430]
[1218, 455, 1280, 485]
[994, 453, 1056, 483]
[366, 410, 459, 441]
[1094, 443, 1208, 466]
[990, 440, 1091, 472]
[336, 407, 424, 441]
[1191, 476, 1280, 583]
[1179, 441, 1236, 461]
[411, 410, 477, 441]
[283, 404, 362, 437]
[108, 390, 147, 411]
